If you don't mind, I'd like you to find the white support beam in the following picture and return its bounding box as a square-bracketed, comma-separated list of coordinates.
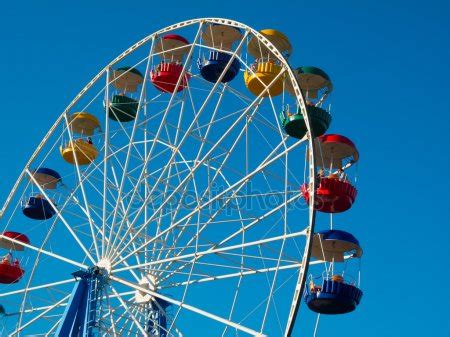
[110, 275, 266, 337]
[0, 234, 87, 270]
[115, 230, 306, 273]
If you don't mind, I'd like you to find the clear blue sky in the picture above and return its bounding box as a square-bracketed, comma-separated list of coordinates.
[0, 0, 449, 336]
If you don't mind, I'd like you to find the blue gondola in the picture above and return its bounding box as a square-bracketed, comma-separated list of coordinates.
[307, 229, 363, 314]
[31, 167, 61, 190]
[199, 24, 242, 83]
[311, 229, 363, 262]
[22, 196, 56, 220]
[305, 278, 363, 314]
[198, 51, 241, 83]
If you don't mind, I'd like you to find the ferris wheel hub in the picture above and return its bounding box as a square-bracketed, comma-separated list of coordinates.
[135, 274, 158, 304]
[96, 258, 112, 276]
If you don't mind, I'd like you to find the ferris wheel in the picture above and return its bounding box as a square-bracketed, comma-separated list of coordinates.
[0, 18, 363, 336]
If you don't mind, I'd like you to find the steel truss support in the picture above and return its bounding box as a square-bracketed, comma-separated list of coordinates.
[147, 298, 170, 337]
[55, 268, 107, 337]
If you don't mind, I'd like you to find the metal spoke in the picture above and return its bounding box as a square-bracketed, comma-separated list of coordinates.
[110, 275, 266, 337]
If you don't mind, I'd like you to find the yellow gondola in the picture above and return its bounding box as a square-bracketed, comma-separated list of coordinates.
[69, 112, 101, 136]
[247, 29, 292, 58]
[61, 139, 99, 165]
[244, 29, 292, 97]
[244, 61, 284, 97]
[61, 112, 100, 165]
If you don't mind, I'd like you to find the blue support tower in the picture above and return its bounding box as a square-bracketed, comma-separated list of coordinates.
[55, 267, 107, 337]
[55, 268, 171, 336]
[147, 298, 170, 336]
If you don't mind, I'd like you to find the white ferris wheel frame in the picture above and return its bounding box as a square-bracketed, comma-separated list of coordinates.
[0, 18, 318, 337]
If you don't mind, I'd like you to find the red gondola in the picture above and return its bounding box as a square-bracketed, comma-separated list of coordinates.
[0, 232, 29, 284]
[302, 134, 359, 213]
[151, 62, 190, 93]
[151, 34, 191, 93]
[302, 177, 357, 213]
[0, 262, 24, 284]
[315, 134, 359, 168]
[0, 231, 30, 251]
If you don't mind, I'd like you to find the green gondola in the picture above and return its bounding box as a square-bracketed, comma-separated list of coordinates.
[280, 105, 331, 139]
[108, 94, 139, 122]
